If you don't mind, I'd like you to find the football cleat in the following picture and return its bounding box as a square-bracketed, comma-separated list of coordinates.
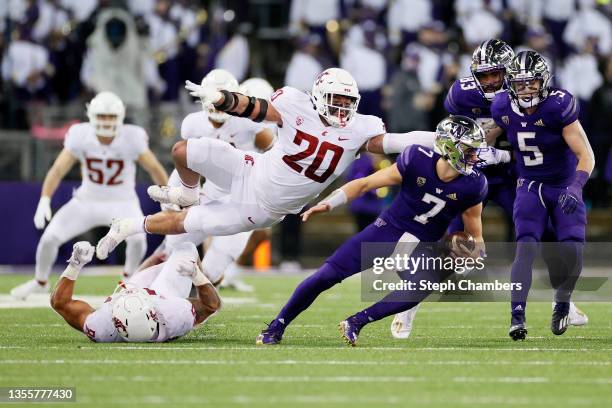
[256, 320, 285, 345]
[96, 219, 137, 260]
[551, 302, 570, 335]
[339, 318, 362, 347]
[509, 313, 527, 341]
[10, 279, 49, 300]
[391, 304, 420, 339]
[147, 185, 199, 207]
[560, 302, 588, 326]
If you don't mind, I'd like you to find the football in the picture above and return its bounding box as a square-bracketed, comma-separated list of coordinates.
[445, 231, 476, 257]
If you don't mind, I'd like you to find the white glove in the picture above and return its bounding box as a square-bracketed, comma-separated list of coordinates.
[477, 147, 511, 168]
[177, 258, 210, 286]
[185, 80, 223, 105]
[33, 196, 52, 229]
[62, 241, 95, 280]
[161, 202, 182, 212]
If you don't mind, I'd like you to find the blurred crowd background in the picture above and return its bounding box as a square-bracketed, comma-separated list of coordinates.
[1, 0, 611, 266]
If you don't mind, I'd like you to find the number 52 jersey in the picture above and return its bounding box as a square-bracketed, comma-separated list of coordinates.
[491, 88, 579, 186]
[64, 123, 149, 200]
[252, 86, 386, 214]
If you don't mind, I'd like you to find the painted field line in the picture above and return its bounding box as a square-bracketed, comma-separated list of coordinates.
[2, 359, 610, 367]
[0, 294, 256, 309]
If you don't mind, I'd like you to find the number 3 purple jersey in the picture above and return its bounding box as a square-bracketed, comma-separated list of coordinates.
[444, 77, 492, 118]
[381, 145, 488, 242]
[491, 88, 579, 186]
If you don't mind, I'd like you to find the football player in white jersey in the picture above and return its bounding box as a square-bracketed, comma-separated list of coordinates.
[51, 241, 220, 343]
[95, 68, 507, 258]
[161, 70, 275, 292]
[11, 92, 168, 300]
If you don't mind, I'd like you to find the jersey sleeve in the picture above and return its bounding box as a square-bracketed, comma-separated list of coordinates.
[82, 303, 122, 343]
[63, 124, 83, 159]
[443, 80, 466, 115]
[396, 144, 416, 176]
[556, 90, 580, 127]
[360, 115, 386, 138]
[130, 126, 149, 158]
[269, 86, 309, 123]
[464, 174, 488, 209]
[490, 93, 507, 129]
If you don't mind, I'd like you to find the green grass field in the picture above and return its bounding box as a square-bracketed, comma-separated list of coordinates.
[0, 273, 610, 407]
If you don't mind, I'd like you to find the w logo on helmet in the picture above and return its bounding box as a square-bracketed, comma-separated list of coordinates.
[448, 121, 470, 140]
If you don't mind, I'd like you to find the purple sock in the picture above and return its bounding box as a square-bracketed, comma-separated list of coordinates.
[276, 262, 344, 327]
[510, 238, 538, 309]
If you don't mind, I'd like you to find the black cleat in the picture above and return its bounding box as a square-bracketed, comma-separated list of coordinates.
[551, 302, 570, 336]
[509, 323, 528, 341]
[509, 312, 527, 341]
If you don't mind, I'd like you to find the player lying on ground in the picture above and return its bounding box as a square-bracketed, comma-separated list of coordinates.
[256, 115, 488, 346]
[159, 70, 276, 292]
[51, 241, 220, 342]
[12, 91, 168, 301]
[95, 68, 508, 261]
[490, 51, 595, 340]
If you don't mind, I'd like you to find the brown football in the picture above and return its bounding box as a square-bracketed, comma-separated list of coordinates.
[445, 231, 476, 257]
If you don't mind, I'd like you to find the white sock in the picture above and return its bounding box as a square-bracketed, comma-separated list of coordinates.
[223, 262, 244, 284]
[35, 235, 61, 282]
[180, 179, 200, 197]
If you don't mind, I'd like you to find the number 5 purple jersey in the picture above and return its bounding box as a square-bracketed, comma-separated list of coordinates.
[491, 88, 580, 186]
[381, 145, 488, 242]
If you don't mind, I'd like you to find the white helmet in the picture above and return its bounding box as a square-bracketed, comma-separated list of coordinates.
[200, 69, 239, 123]
[311, 68, 360, 128]
[111, 287, 159, 342]
[239, 77, 274, 99]
[86, 91, 125, 138]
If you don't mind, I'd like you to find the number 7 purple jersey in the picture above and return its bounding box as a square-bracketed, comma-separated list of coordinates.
[381, 145, 488, 242]
[491, 88, 579, 186]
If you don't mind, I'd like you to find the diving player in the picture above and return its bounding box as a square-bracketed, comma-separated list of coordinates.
[256, 115, 488, 346]
[490, 51, 595, 340]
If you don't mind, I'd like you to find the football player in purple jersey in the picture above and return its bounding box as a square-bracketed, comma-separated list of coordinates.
[256, 116, 488, 346]
[490, 51, 595, 340]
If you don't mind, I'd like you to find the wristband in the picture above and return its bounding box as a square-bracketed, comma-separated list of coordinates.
[61, 264, 81, 281]
[497, 150, 511, 163]
[320, 189, 347, 211]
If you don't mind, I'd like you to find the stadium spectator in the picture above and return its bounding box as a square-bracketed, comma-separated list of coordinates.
[541, 0, 577, 59]
[214, 21, 250, 83]
[459, 5, 503, 47]
[384, 44, 430, 133]
[81, 7, 162, 111]
[563, 0, 612, 57]
[284, 34, 324, 91]
[386, 0, 432, 46]
[340, 19, 386, 117]
[31, 0, 70, 44]
[146, 0, 180, 101]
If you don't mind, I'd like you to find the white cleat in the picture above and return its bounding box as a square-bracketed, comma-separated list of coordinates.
[220, 278, 254, 293]
[551, 301, 588, 326]
[96, 219, 137, 260]
[147, 185, 199, 207]
[391, 304, 420, 339]
[10, 279, 49, 300]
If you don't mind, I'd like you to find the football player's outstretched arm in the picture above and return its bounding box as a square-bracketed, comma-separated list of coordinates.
[178, 259, 222, 324]
[185, 81, 282, 125]
[34, 149, 78, 229]
[461, 203, 486, 258]
[50, 242, 96, 331]
[563, 120, 595, 175]
[302, 164, 403, 221]
[365, 131, 437, 154]
[138, 149, 169, 185]
[480, 119, 504, 145]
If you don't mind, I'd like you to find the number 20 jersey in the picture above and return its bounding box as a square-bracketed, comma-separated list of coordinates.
[491, 88, 579, 186]
[64, 123, 149, 200]
[252, 86, 385, 214]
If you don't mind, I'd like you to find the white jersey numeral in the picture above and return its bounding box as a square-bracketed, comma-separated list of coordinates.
[418, 147, 434, 157]
[414, 193, 446, 225]
[517, 132, 543, 166]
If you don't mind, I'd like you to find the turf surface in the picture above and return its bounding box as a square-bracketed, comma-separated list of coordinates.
[0, 273, 610, 407]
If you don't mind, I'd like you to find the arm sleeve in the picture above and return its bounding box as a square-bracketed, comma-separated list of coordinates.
[382, 131, 436, 154]
[443, 81, 462, 115]
[269, 86, 307, 122]
[63, 125, 81, 159]
[465, 175, 489, 209]
[560, 92, 580, 127]
[132, 127, 150, 157]
[395, 145, 415, 176]
[490, 97, 506, 129]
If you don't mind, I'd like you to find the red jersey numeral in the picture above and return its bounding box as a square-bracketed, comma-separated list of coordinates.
[85, 157, 125, 185]
[282, 130, 344, 183]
